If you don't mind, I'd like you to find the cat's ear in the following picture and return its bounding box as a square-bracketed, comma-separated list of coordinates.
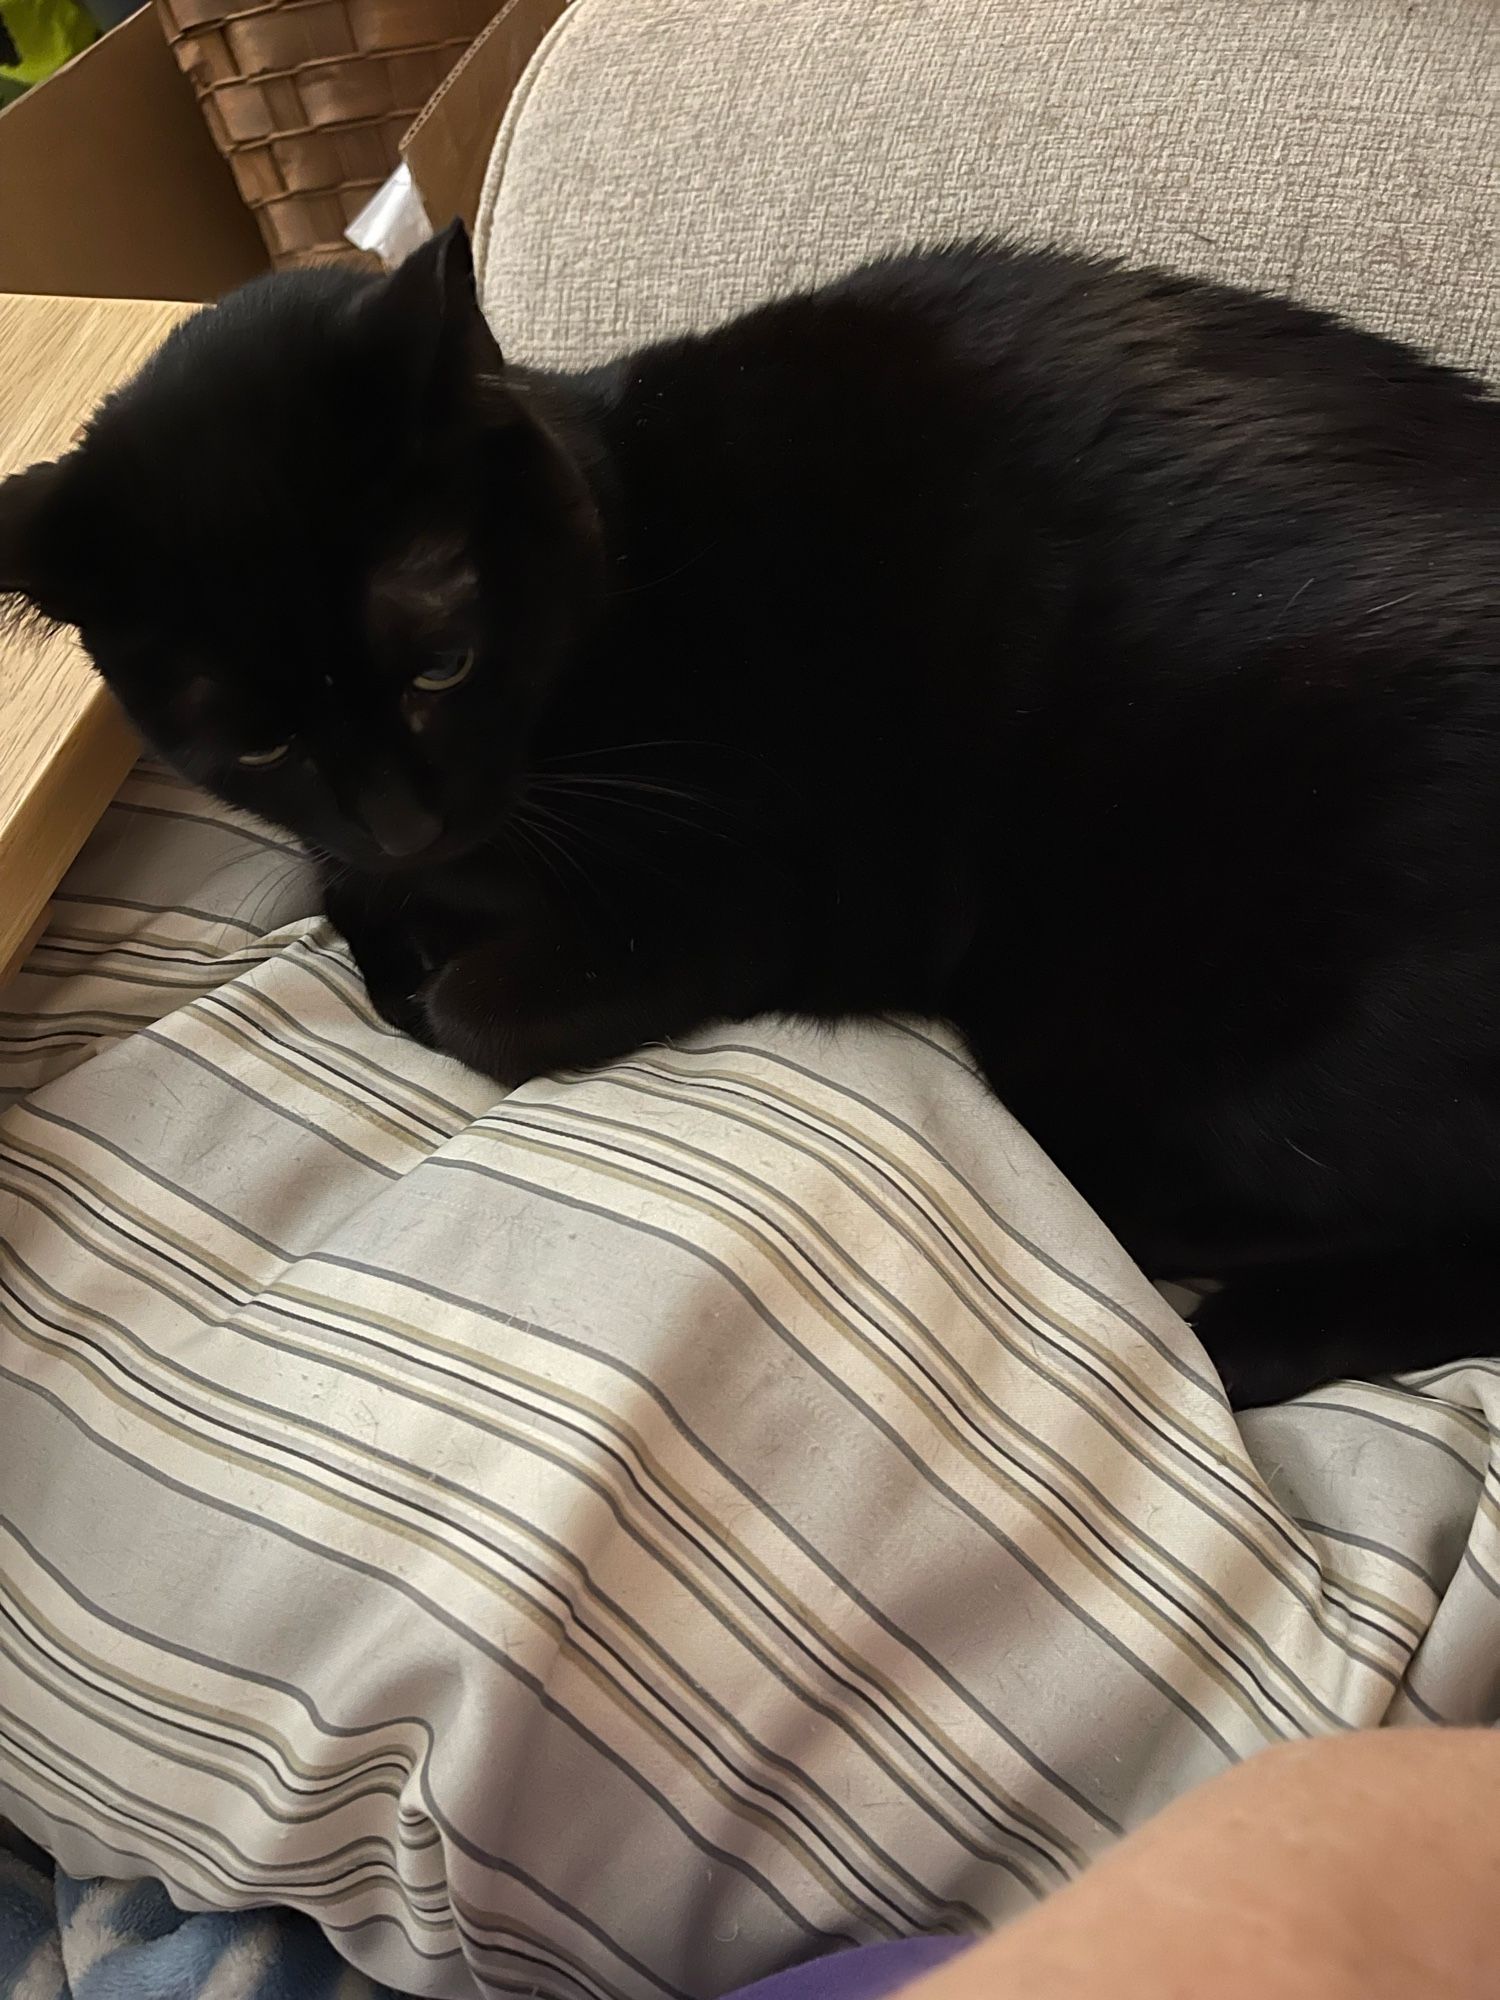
[0, 458, 83, 626]
[361, 219, 507, 407]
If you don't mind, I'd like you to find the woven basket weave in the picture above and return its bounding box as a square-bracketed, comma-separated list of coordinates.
[153, 0, 504, 270]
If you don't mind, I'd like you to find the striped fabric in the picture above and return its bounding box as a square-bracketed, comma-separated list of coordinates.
[2, 765, 1498, 2000]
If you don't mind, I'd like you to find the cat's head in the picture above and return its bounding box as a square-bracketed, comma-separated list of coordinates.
[0, 223, 602, 869]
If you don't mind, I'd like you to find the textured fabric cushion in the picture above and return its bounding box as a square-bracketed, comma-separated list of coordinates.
[475, 0, 1498, 377]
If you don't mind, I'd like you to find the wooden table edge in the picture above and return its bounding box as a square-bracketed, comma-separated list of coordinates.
[0, 685, 138, 987]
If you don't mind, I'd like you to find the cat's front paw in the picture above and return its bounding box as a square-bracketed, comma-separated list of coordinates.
[325, 879, 451, 1049]
[419, 935, 643, 1088]
[367, 979, 441, 1050]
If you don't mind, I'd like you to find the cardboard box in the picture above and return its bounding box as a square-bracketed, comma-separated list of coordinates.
[0, 0, 569, 304]
[0, 10, 266, 302]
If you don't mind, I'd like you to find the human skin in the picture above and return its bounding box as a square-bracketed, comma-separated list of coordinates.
[900, 1731, 1500, 2000]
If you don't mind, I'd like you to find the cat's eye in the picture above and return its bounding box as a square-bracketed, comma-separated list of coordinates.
[412, 648, 476, 693]
[237, 742, 291, 770]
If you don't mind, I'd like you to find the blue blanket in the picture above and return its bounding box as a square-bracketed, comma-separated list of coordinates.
[0, 1822, 404, 1999]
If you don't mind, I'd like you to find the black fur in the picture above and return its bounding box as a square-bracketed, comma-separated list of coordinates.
[3, 224, 1497, 1407]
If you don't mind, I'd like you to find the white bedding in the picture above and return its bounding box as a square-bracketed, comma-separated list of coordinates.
[2, 766, 1497, 2000]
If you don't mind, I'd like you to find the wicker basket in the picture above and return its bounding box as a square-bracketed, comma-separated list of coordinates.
[153, 0, 505, 270]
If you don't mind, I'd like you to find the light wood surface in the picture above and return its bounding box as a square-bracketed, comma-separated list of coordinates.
[1, 293, 192, 985]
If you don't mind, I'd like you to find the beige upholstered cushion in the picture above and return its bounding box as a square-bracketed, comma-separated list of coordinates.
[476, 0, 1498, 377]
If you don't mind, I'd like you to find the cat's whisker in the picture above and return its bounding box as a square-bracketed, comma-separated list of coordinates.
[507, 808, 603, 906]
[538, 738, 694, 764]
[522, 800, 637, 876]
[237, 855, 315, 942]
[519, 796, 684, 888]
[532, 789, 746, 850]
[605, 541, 720, 598]
[521, 815, 593, 895]
[527, 775, 751, 844]
[539, 737, 793, 791]
[534, 773, 730, 807]
[504, 817, 565, 897]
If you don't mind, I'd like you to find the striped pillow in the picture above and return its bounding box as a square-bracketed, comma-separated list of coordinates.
[1, 764, 1495, 2000]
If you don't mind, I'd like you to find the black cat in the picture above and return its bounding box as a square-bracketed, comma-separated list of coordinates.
[3, 224, 1497, 1407]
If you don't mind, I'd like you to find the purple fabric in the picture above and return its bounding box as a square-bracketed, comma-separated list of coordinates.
[722, 1936, 973, 2000]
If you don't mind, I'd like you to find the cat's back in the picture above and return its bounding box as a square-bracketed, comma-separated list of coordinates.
[829, 241, 1495, 449]
[664, 241, 1496, 613]
[830, 243, 1499, 679]
[831, 242, 1494, 523]
[609, 241, 1496, 711]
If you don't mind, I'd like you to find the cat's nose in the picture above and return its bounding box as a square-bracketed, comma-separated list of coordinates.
[360, 786, 442, 859]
